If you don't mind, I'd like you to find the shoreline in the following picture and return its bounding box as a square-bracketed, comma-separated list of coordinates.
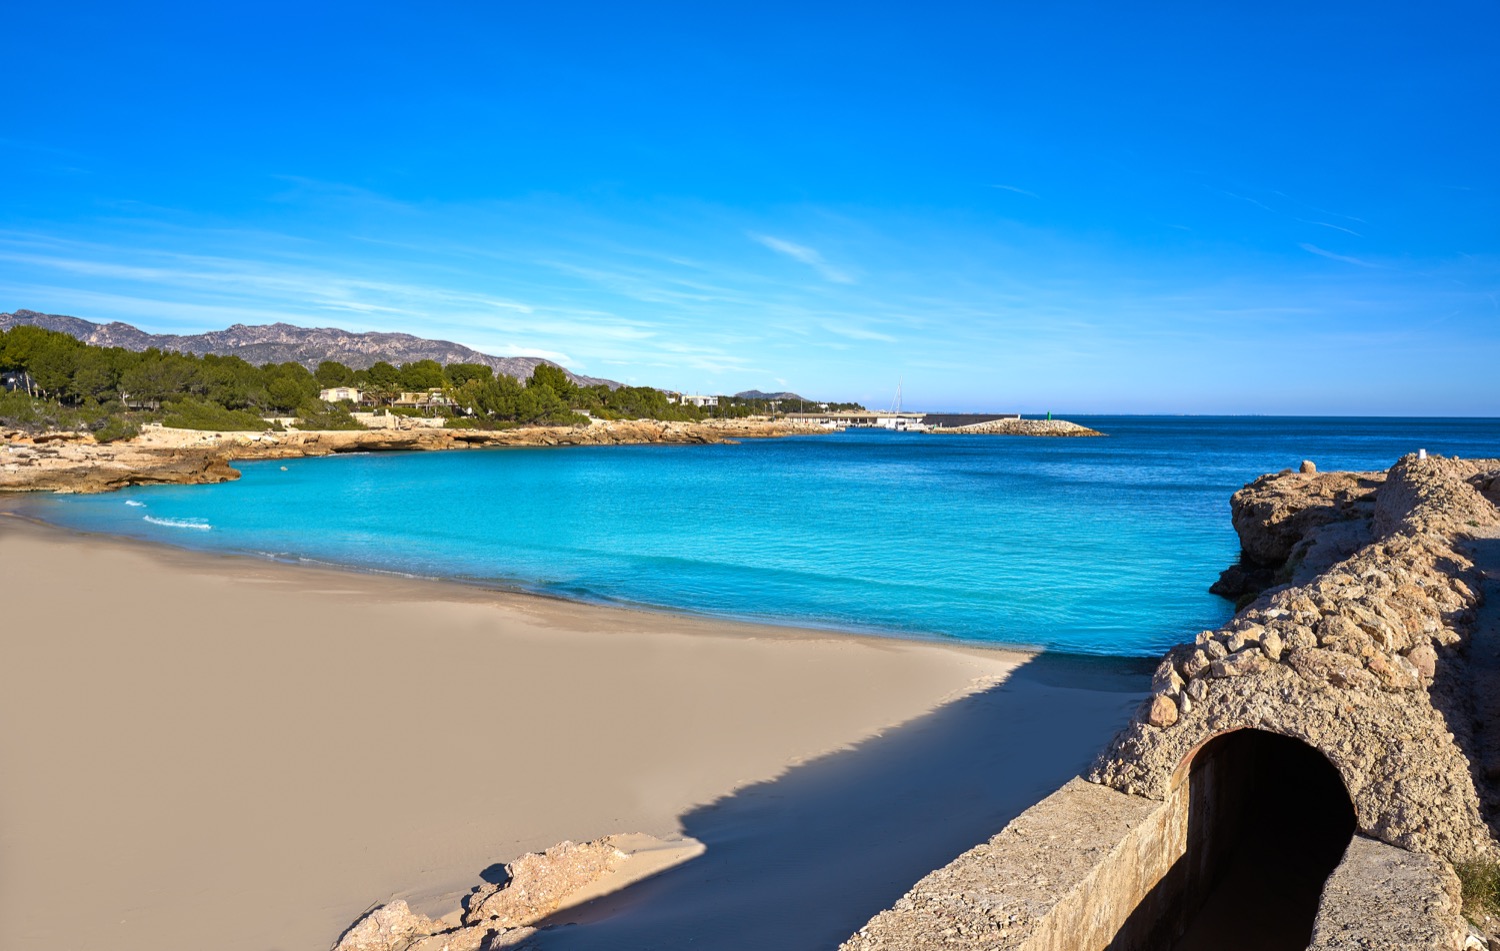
[1, 501, 1056, 655]
[0, 513, 1147, 951]
[0, 417, 834, 494]
[9, 498, 1165, 662]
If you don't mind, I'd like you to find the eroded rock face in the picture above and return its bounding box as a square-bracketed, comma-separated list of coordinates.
[333, 837, 629, 951]
[0, 419, 833, 495]
[0, 430, 240, 493]
[462, 838, 627, 929]
[1092, 453, 1500, 863]
[1221, 467, 1384, 575]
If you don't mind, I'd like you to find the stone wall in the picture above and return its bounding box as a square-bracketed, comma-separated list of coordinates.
[1091, 454, 1500, 863]
[843, 453, 1500, 950]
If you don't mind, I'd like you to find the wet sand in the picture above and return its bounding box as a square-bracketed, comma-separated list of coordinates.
[0, 513, 1145, 951]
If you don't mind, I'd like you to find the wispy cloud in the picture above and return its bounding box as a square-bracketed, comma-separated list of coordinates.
[1299, 243, 1378, 268]
[1299, 219, 1364, 238]
[987, 184, 1040, 199]
[1219, 190, 1276, 213]
[823, 323, 897, 343]
[749, 233, 855, 284]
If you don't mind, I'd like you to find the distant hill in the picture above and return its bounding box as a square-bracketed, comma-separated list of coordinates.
[734, 390, 807, 402]
[0, 309, 620, 388]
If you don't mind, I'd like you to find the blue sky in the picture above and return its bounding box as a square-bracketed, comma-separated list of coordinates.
[3, 2, 1497, 413]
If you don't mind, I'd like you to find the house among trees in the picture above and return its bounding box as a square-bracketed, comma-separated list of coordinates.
[680, 393, 719, 407]
[318, 386, 363, 403]
[394, 389, 457, 410]
[1, 370, 33, 394]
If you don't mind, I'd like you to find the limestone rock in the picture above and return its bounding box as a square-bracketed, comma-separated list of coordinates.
[464, 837, 628, 928]
[1092, 453, 1500, 863]
[335, 901, 441, 951]
[1406, 643, 1439, 681]
[1145, 694, 1178, 728]
[1211, 648, 1269, 679]
[1227, 469, 1384, 567]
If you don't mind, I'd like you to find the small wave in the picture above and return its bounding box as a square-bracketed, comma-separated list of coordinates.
[124, 500, 146, 507]
[143, 516, 212, 531]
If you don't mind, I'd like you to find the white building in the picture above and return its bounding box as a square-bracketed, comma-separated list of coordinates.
[319, 386, 363, 403]
[681, 393, 719, 408]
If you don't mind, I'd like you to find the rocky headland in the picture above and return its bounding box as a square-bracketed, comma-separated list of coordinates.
[844, 452, 1500, 950]
[0, 417, 831, 494]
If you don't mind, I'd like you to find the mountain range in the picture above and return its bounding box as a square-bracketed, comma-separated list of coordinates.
[0, 309, 620, 388]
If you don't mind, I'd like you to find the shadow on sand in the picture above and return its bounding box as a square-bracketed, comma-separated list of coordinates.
[526, 652, 1149, 951]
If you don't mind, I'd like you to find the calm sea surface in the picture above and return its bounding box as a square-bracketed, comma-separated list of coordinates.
[29, 417, 1500, 657]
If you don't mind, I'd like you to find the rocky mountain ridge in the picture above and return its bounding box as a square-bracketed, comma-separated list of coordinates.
[0, 309, 620, 388]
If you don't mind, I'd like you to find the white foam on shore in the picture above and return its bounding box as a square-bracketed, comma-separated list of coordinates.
[143, 516, 211, 531]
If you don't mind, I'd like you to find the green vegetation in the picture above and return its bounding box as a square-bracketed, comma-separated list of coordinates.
[0, 389, 139, 440]
[0, 323, 865, 437]
[162, 398, 277, 432]
[1457, 859, 1500, 925]
[294, 400, 364, 431]
[713, 395, 865, 417]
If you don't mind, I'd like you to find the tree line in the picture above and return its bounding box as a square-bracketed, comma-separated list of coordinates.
[0, 324, 849, 439]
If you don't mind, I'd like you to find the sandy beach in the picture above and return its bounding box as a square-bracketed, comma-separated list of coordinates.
[0, 511, 1145, 951]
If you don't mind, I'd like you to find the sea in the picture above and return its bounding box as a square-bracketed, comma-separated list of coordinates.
[27, 417, 1500, 658]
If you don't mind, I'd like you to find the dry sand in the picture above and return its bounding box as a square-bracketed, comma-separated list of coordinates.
[0, 513, 1145, 951]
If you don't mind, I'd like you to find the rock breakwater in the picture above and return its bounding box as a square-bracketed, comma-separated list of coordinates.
[926, 417, 1102, 437]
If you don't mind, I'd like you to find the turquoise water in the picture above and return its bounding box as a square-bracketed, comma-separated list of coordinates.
[28, 417, 1500, 657]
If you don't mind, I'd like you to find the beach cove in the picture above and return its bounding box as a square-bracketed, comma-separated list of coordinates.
[0, 513, 1144, 951]
[7, 418, 1500, 949]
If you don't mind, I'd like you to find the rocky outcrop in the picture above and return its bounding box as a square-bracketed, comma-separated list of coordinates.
[1210, 467, 1385, 601]
[1, 418, 832, 494]
[0, 430, 239, 493]
[333, 837, 631, 951]
[926, 418, 1102, 437]
[333, 900, 532, 951]
[462, 839, 626, 930]
[843, 454, 1500, 951]
[1092, 453, 1500, 863]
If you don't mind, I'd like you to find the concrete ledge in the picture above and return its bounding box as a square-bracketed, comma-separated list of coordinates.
[1311, 836, 1465, 950]
[840, 778, 1175, 950]
[843, 781, 1468, 951]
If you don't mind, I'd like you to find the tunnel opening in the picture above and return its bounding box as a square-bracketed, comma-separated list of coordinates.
[1110, 728, 1357, 951]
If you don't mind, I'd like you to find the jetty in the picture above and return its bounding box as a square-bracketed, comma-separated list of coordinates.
[784, 411, 1102, 436]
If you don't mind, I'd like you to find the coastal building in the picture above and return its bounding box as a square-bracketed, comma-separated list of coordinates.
[393, 389, 457, 409]
[1, 370, 32, 394]
[318, 386, 363, 403]
[681, 394, 718, 408]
